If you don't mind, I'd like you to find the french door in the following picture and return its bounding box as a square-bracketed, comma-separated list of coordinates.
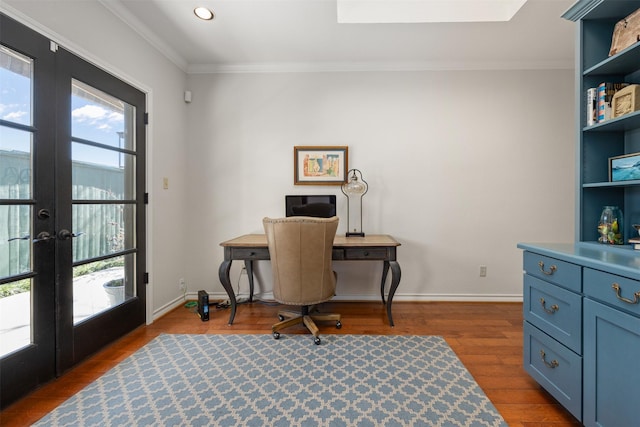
[0, 14, 146, 408]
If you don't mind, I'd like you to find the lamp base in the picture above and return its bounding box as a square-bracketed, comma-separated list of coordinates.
[346, 232, 365, 237]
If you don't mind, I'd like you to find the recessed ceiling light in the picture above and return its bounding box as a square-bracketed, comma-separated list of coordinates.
[194, 7, 214, 21]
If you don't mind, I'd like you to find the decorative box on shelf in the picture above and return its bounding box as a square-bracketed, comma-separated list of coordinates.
[612, 84, 640, 118]
[609, 7, 640, 56]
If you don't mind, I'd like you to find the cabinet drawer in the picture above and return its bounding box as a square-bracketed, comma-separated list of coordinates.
[584, 268, 640, 317]
[524, 275, 582, 354]
[523, 322, 582, 421]
[331, 249, 345, 260]
[523, 252, 581, 292]
[344, 248, 389, 260]
[230, 247, 270, 260]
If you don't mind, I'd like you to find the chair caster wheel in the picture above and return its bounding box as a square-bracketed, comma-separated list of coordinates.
[273, 332, 280, 340]
[336, 321, 342, 329]
[314, 337, 321, 345]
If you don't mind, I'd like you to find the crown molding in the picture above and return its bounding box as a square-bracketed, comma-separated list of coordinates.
[98, 0, 188, 72]
[562, 0, 640, 22]
[561, 0, 602, 21]
[187, 59, 574, 74]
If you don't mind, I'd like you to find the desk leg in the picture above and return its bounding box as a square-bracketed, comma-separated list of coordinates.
[380, 261, 390, 304]
[386, 261, 401, 327]
[218, 260, 237, 325]
[244, 260, 254, 302]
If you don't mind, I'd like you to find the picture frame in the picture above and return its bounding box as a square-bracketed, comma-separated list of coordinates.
[294, 146, 348, 185]
[609, 152, 640, 182]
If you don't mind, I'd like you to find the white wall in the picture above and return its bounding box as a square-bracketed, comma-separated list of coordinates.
[3, 1, 576, 314]
[186, 69, 575, 301]
[3, 1, 190, 319]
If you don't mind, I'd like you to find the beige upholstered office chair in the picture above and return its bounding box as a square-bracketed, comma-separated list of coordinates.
[263, 216, 341, 345]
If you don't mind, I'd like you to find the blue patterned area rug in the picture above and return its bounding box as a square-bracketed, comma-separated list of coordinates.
[34, 334, 507, 426]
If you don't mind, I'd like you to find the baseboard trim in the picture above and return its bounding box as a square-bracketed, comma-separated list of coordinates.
[153, 291, 522, 322]
[333, 294, 522, 302]
[152, 296, 189, 322]
[177, 291, 523, 304]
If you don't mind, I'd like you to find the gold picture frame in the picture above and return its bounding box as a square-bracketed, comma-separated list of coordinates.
[294, 146, 348, 185]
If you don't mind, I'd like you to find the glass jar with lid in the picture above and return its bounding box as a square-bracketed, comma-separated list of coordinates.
[597, 206, 623, 244]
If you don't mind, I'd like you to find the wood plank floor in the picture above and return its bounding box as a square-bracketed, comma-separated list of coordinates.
[0, 301, 581, 426]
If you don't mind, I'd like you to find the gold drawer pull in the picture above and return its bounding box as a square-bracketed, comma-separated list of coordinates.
[611, 283, 640, 305]
[540, 298, 559, 314]
[540, 350, 559, 369]
[538, 261, 557, 275]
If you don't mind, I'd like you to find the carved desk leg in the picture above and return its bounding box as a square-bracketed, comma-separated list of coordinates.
[244, 260, 254, 302]
[218, 259, 237, 325]
[380, 261, 390, 304]
[386, 261, 402, 327]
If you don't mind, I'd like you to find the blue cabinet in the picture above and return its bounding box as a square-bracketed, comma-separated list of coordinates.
[583, 298, 640, 426]
[519, 244, 640, 425]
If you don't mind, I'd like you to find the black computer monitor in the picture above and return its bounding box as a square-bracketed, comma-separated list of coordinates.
[285, 195, 337, 218]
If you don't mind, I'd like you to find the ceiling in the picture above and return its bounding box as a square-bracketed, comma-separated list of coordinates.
[101, 0, 577, 73]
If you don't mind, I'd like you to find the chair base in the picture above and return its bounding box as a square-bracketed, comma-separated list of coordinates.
[272, 307, 341, 344]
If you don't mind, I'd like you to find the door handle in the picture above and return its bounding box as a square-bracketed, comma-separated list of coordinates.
[33, 231, 55, 243]
[8, 234, 30, 242]
[58, 229, 84, 240]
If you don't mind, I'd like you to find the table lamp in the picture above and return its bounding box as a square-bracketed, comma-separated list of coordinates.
[341, 169, 368, 237]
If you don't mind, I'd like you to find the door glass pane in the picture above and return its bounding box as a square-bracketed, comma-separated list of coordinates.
[72, 143, 135, 200]
[1, 127, 32, 199]
[0, 279, 32, 356]
[68, 77, 141, 330]
[0, 205, 31, 278]
[0, 45, 32, 126]
[0, 47, 34, 358]
[70, 79, 138, 323]
[72, 204, 135, 262]
[71, 79, 134, 150]
[73, 253, 135, 324]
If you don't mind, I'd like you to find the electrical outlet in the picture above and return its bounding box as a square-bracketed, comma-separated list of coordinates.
[479, 266, 487, 277]
[179, 278, 186, 291]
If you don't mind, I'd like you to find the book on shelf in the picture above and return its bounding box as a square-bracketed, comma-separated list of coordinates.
[629, 237, 640, 250]
[586, 87, 598, 126]
[597, 82, 630, 122]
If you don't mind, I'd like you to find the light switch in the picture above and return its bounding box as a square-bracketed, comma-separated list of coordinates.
[163, 177, 169, 190]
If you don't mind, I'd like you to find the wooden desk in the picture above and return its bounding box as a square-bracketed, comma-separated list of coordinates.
[219, 234, 401, 326]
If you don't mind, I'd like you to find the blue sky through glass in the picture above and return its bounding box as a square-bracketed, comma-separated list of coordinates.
[0, 62, 31, 128]
[1, 59, 125, 169]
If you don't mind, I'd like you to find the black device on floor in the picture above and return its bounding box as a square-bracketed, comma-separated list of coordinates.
[198, 290, 209, 321]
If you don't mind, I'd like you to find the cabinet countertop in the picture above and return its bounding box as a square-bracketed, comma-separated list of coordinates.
[517, 242, 640, 279]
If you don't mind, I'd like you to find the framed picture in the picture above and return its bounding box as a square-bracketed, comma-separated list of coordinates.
[294, 146, 348, 185]
[609, 152, 640, 182]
